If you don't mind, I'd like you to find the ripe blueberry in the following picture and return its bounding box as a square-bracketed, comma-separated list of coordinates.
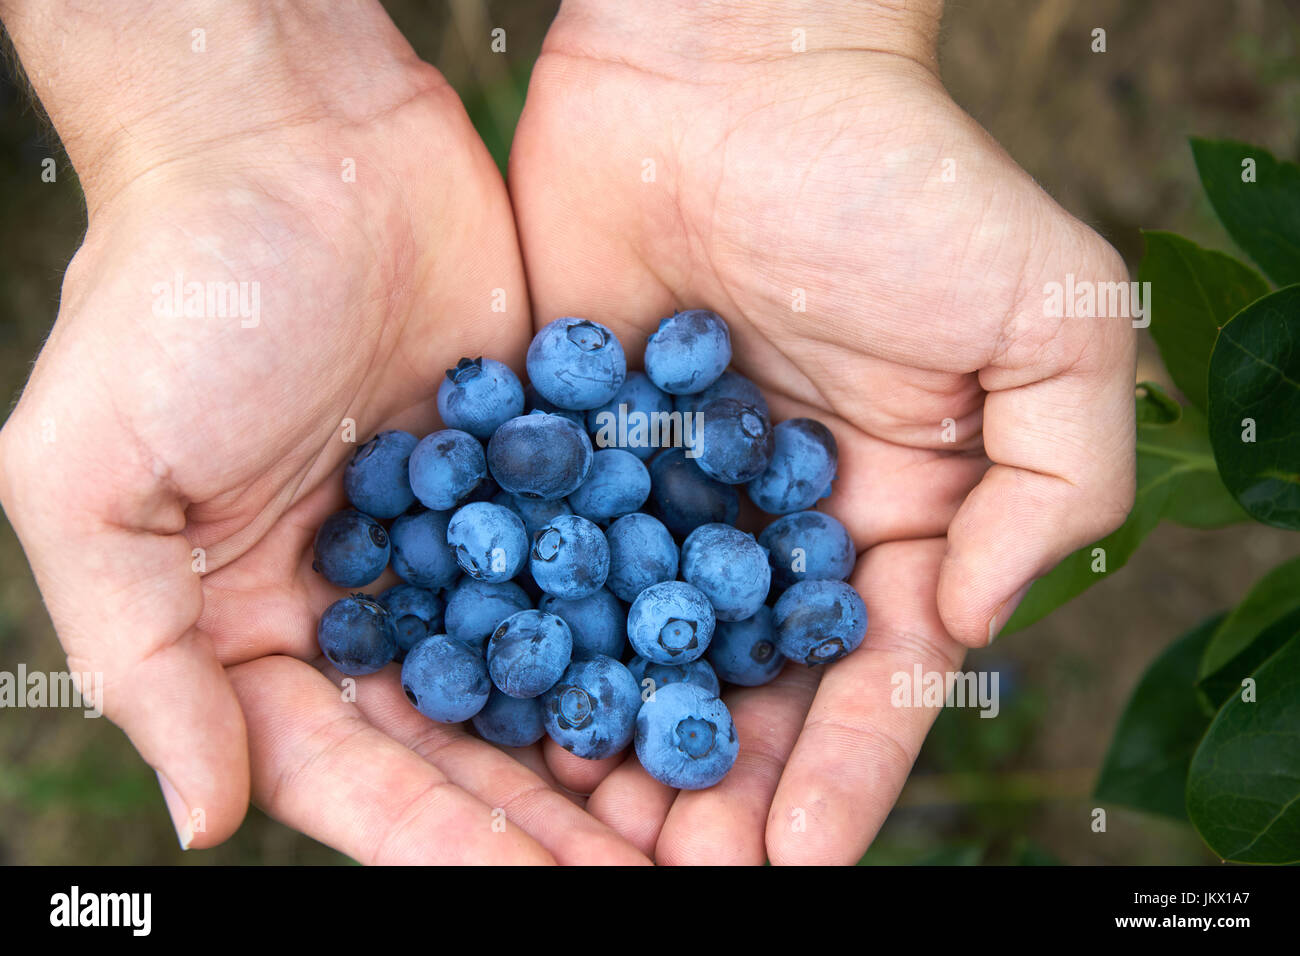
[317, 594, 397, 676]
[540, 655, 641, 759]
[526, 317, 627, 410]
[680, 523, 771, 622]
[408, 429, 487, 511]
[446, 501, 528, 583]
[388, 509, 460, 590]
[643, 309, 731, 395]
[312, 509, 391, 587]
[529, 514, 610, 600]
[626, 580, 715, 664]
[437, 357, 524, 439]
[401, 635, 491, 722]
[772, 579, 867, 665]
[344, 430, 417, 519]
[634, 682, 738, 789]
[747, 418, 838, 514]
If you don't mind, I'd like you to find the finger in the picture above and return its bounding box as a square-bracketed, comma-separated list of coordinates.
[584, 759, 676, 858]
[938, 243, 1137, 646]
[542, 737, 630, 794]
[652, 664, 820, 865]
[0, 419, 250, 849]
[229, 654, 554, 864]
[339, 663, 650, 864]
[766, 538, 965, 865]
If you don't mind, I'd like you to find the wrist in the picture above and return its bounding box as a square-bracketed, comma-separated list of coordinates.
[0, 0, 429, 208]
[553, 0, 941, 71]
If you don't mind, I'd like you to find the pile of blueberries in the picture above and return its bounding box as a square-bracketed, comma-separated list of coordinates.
[313, 310, 866, 789]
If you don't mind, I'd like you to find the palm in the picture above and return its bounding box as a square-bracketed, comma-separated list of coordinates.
[510, 32, 1133, 862]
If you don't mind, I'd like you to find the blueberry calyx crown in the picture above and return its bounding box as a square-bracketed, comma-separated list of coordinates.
[368, 524, 388, 548]
[751, 641, 775, 663]
[555, 686, 594, 729]
[805, 638, 845, 665]
[739, 408, 768, 439]
[446, 357, 484, 384]
[566, 321, 608, 352]
[533, 528, 562, 561]
[658, 619, 698, 655]
[675, 716, 717, 759]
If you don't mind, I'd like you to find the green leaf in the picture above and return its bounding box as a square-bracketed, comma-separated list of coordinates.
[1191, 137, 1300, 287]
[1207, 284, 1300, 529]
[1186, 630, 1300, 864]
[1200, 555, 1300, 679]
[1094, 613, 1222, 821]
[1198, 604, 1300, 712]
[1139, 231, 1271, 411]
[1004, 386, 1243, 633]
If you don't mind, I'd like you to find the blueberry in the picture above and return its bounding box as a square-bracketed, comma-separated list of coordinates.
[643, 309, 731, 395]
[526, 317, 627, 410]
[487, 609, 573, 698]
[540, 655, 641, 759]
[646, 447, 739, 538]
[444, 578, 532, 652]
[708, 606, 784, 686]
[344, 430, 417, 519]
[530, 514, 610, 600]
[539, 588, 626, 659]
[389, 509, 460, 589]
[437, 357, 525, 438]
[317, 594, 398, 675]
[491, 489, 573, 538]
[626, 656, 721, 698]
[377, 584, 445, 659]
[586, 372, 674, 460]
[566, 449, 651, 523]
[401, 635, 491, 722]
[626, 581, 715, 664]
[758, 511, 856, 590]
[694, 398, 774, 484]
[446, 501, 528, 583]
[472, 689, 546, 747]
[408, 429, 487, 510]
[604, 513, 679, 603]
[772, 580, 867, 665]
[634, 682, 738, 789]
[524, 384, 586, 428]
[312, 509, 391, 587]
[674, 371, 769, 421]
[680, 523, 771, 622]
[747, 418, 838, 514]
[487, 413, 593, 501]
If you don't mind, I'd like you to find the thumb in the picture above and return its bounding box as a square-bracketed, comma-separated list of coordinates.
[0, 409, 250, 850]
[938, 239, 1137, 647]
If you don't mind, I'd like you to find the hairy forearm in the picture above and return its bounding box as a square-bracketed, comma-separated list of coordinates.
[0, 0, 422, 205]
[552, 0, 942, 69]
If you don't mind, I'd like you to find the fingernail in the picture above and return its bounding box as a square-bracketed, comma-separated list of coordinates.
[156, 770, 193, 851]
[987, 581, 1033, 646]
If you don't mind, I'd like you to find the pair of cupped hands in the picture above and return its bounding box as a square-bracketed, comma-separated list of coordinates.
[0, 0, 1135, 863]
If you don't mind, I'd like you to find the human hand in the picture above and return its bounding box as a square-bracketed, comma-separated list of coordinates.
[0, 0, 645, 863]
[509, 0, 1136, 863]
